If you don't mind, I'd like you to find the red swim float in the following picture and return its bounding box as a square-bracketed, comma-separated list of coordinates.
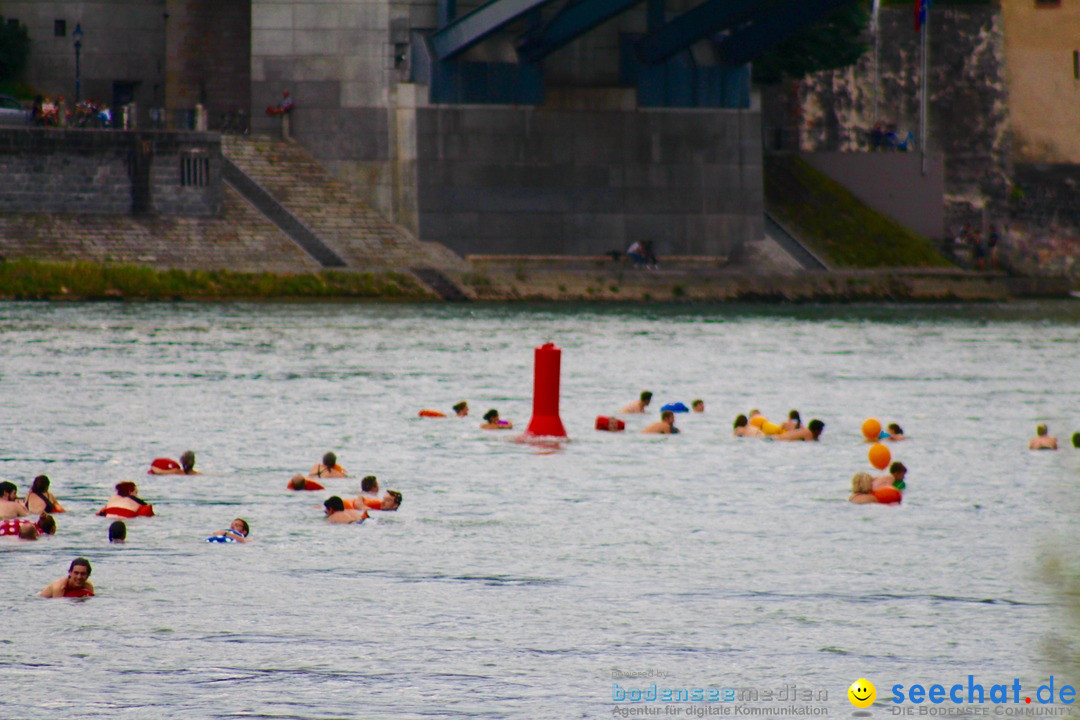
[595, 416, 626, 431]
[872, 486, 902, 504]
[149, 458, 180, 473]
[99, 504, 155, 519]
[418, 409, 446, 418]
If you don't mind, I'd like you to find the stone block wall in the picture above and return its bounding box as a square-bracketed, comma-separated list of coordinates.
[397, 105, 762, 257]
[0, 129, 221, 216]
[795, 6, 1010, 235]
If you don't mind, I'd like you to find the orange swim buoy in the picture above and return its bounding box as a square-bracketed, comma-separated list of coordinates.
[419, 409, 446, 418]
[868, 442, 891, 470]
[862, 418, 882, 441]
[872, 486, 902, 504]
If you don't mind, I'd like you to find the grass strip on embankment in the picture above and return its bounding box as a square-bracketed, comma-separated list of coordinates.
[0, 260, 431, 301]
[764, 154, 952, 269]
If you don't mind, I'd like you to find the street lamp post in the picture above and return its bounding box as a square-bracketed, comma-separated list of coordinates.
[73, 23, 83, 103]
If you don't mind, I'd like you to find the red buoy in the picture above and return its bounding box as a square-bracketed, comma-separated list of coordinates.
[524, 342, 567, 438]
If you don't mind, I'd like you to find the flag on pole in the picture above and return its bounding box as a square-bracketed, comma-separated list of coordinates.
[915, 0, 929, 31]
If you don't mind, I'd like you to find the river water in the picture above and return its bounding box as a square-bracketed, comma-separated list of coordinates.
[1, 301, 1078, 719]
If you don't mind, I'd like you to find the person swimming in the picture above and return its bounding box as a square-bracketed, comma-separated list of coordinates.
[207, 518, 250, 543]
[108, 520, 127, 543]
[1029, 424, 1058, 450]
[149, 450, 201, 475]
[310, 452, 349, 478]
[481, 409, 513, 430]
[849, 472, 877, 504]
[733, 415, 765, 438]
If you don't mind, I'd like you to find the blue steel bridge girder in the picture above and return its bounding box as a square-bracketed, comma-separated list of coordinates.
[431, 0, 556, 60]
[518, 0, 647, 63]
[633, 0, 765, 66]
[716, 0, 858, 66]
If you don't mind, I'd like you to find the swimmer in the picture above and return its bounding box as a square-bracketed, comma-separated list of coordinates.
[360, 475, 380, 500]
[1029, 424, 1058, 450]
[642, 410, 678, 435]
[207, 518, 250, 543]
[310, 451, 348, 478]
[691, 399, 705, 413]
[288, 475, 325, 491]
[733, 415, 765, 438]
[453, 401, 469, 417]
[108, 520, 126, 543]
[481, 409, 513, 430]
[621, 391, 653, 414]
[0, 481, 29, 519]
[149, 450, 201, 475]
[25, 475, 65, 514]
[324, 496, 368, 524]
[885, 423, 906, 441]
[595, 416, 626, 432]
[781, 410, 802, 432]
[774, 419, 825, 442]
[849, 472, 878, 504]
[40, 557, 95, 598]
[97, 481, 155, 518]
[872, 461, 907, 491]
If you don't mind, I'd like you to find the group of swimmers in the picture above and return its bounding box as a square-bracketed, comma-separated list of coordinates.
[418, 401, 515, 430]
[3, 448, 405, 597]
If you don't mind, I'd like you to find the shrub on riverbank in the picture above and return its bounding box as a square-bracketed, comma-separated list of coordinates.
[765, 154, 952, 269]
[0, 260, 430, 300]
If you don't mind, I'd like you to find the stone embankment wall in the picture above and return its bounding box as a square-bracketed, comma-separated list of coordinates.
[0, 129, 222, 216]
[795, 6, 1009, 235]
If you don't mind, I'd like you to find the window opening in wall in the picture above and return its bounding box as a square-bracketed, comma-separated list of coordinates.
[180, 152, 210, 187]
[1034, 0, 1061, 7]
[1074, 50, 1079, 80]
[54, 20, 66, 37]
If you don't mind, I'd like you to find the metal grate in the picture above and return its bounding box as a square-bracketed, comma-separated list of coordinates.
[180, 154, 210, 187]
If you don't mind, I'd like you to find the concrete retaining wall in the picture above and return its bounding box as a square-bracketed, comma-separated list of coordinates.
[0, 129, 222, 216]
[801, 152, 945, 239]
[395, 103, 762, 257]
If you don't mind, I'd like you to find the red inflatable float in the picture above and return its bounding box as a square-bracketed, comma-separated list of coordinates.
[418, 409, 446, 418]
[872, 486, 903, 504]
[595, 416, 626, 432]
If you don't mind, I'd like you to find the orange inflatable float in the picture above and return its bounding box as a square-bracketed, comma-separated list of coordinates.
[868, 443, 891, 470]
[872, 486, 902, 504]
[595, 416, 626, 431]
[418, 409, 446, 418]
[288, 476, 325, 491]
[862, 418, 882, 441]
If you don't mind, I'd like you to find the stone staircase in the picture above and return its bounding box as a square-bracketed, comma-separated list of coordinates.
[222, 135, 467, 278]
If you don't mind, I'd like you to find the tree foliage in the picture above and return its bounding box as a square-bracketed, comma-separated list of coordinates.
[0, 16, 31, 84]
[752, 2, 870, 85]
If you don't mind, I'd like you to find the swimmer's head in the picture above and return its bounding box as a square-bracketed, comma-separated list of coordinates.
[323, 452, 337, 468]
[889, 461, 907, 479]
[851, 472, 873, 494]
[453, 401, 469, 416]
[361, 475, 379, 493]
[749, 409, 762, 418]
[661, 410, 675, 423]
[1073, 432, 1080, 449]
[734, 414, 748, 429]
[387, 490, 403, 509]
[19, 523, 39, 540]
[116, 481, 138, 497]
[69, 557, 92, 577]
[1036, 424, 1048, 437]
[808, 419, 825, 438]
[31, 475, 50, 494]
[37, 514, 56, 535]
[324, 496, 345, 513]
[692, 399, 704, 412]
[483, 409, 499, 423]
[641, 391, 653, 405]
[887, 423, 903, 435]
[288, 475, 308, 490]
[232, 518, 250, 537]
[108, 520, 126, 542]
[180, 450, 196, 472]
[0, 481, 16, 499]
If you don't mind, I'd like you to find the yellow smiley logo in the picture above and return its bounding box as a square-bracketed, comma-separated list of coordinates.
[848, 678, 877, 708]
